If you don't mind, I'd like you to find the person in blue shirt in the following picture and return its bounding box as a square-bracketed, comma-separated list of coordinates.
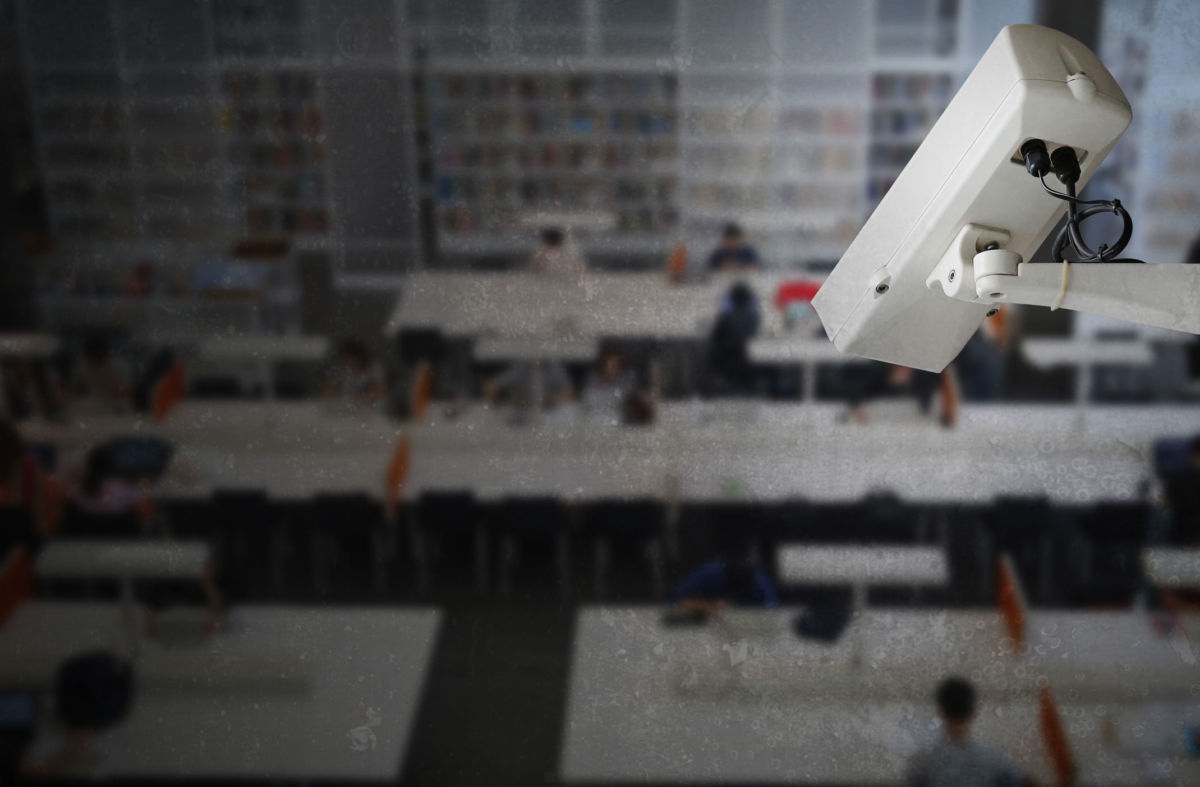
[707, 223, 761, 271]
[669, 554, 779, 613]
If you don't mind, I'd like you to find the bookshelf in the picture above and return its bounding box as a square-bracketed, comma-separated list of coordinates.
[865, 0, 964, 210]
[19, 0, 422, 332]
[19, 0, 1020, 283]
[428, 69, 680, 253]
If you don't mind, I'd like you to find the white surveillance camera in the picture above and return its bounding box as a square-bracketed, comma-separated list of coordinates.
[812, 24, 1200, 372]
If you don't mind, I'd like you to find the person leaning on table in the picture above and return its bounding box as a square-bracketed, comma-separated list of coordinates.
[668, 552, 779, 614]
[906, 677, 1032, 787]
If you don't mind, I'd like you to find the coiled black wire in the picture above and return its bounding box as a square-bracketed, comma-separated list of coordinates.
[1039, 176, 1137, 263]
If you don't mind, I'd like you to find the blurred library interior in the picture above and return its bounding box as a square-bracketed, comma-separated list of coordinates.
[0, 0, 1199, 785]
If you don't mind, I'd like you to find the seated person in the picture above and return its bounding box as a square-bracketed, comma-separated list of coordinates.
[707, 223, 761, 272]
[483, 360, 574, 411]
[67, 445, 154, 523]
[2, 358, 63, 421]
[526, 227, 586, 277]
[906, 677, 1028, 787]
[669, 553, 779, 615]
[0, 418, 63, 542]
[66, 444, 225, 636]
[1164, 434, 1200, 547]
[69, 336, 130, 415]
[705, 281, 761, 395]
[581, 347, 640, 423]
[841, 363, 959, 427]
[323, 339, 387, 410]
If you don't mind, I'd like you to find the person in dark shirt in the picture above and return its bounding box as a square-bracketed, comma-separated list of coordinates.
[1165, 435, 1200, 546]
[706, 281, 762, 394]
[707, 223, 761, 271]
[906, 677, 1027, 787]
[669, 554, 779, 613]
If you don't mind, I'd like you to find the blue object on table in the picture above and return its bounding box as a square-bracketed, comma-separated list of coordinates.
[99, 437, 173, 481]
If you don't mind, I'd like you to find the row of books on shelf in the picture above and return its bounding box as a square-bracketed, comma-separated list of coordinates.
[435, 140, 678, 171]
[223, 70, 318, 101]
[873, 25, 956, 58]
[870, 73, 955, 104]
[435, 175, 675, 205]
[868, 142, 920, 169]
[681, 147, 859, 176]
[131, 106, 216, 136]
[430, 108, 676, 137]
[220, 105, 323, 136]
[55, 214, 138, 241]
[240, 172, 324, 202]
[44, 141, 131, 169]
[49, 180, 134, 207]
[870, 107, 938, 137]
[35, 71, 120, 97]
[231, 140, 325, 169]
[244, 206, 329, 235]
[686, 106, 861, 137]
[38, 258, 275, 300]
[438, 205, 677, 236]
[686, 182, 860, 212]
[40, 104, 124, 136]
[433, 73, 677, 104]
[138, 143, 221, 174]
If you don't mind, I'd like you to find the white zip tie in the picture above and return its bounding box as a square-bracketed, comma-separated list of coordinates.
[1050, 259, 1070, 311]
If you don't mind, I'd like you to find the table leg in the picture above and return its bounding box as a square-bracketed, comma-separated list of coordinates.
[119, 575, 140, 659]
[1075, 363, 1090, 428]
[851, 581, 867, 668]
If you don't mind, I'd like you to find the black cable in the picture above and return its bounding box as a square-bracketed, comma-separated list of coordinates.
[1038, 175, 1136, 263]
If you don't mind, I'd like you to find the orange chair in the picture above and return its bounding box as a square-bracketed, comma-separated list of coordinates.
[1039, 685, 1076, 787]
[0, 547, 33, 626]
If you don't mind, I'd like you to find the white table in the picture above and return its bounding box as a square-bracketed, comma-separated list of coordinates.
[776, 545, 949, 664]
[36, 539, 210, 653]
[195, 335, 330, 401]
[20, 401, 1189, 505]
[6, 602, 440, 781]
[473, 336, 598, 363]
[559, 606, 1053, 785]
[36, 540, 210, 581]
[776, 545, 948, 587]
[1141, 548, 1200, 589]
[748, 337, 853, 401]
[1021, 338, 1155, 418]
[385, 271, 807, 340]
[0, 332, 59, 358]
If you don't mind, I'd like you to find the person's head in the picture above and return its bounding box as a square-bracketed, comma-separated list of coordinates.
[596, 346, 625, 381]
[935, 677, 976, 738]
[83, 336, 112, 368]
[1189, 434, 1200, 469]
[0, 419, 23, 484]
[336, 339, 372, 373]
[541, 227, 564, 249]
[721, 223, 744, 250]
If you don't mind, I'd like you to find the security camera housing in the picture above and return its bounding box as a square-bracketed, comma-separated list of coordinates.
[812, 25, 1132, 372]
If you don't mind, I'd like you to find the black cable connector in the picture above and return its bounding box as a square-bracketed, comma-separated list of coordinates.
[1020, 139, 1138, 263]
[1021, 139, 1051, 178]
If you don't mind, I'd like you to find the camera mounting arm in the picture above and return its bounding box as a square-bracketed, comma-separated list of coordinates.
[927, 223, 1200, 334]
